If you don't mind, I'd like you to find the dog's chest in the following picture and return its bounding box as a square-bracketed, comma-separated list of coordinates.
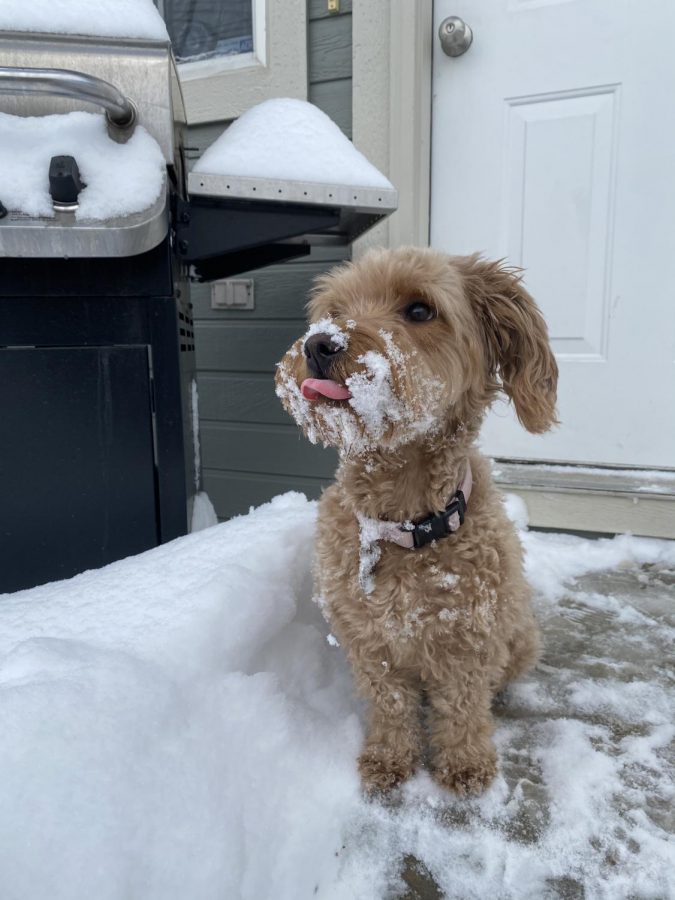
[316, 486, 502, 650]
[365, 550, 486, 636]
[352, 533, 498, 646]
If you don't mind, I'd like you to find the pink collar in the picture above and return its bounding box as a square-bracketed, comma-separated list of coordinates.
[366, 462, 473, 550]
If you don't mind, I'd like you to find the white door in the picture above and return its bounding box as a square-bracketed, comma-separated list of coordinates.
[431, 0, 675, 468]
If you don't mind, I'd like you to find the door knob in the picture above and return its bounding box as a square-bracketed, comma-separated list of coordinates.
[438, 16, 473, 57]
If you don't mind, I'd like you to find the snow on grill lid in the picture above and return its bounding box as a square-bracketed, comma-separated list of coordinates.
[0, 0, 169, 41]
[0, 111, 165, 221]
[192, 98, 394, 190]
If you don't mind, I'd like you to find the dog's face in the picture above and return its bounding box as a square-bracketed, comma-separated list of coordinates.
[275, 247, 558, 455]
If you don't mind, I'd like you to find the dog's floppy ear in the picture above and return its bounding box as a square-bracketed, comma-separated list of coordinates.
[458, 255, 558, 433]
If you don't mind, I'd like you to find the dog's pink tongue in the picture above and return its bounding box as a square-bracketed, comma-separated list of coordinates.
[301, 378, 352, 401]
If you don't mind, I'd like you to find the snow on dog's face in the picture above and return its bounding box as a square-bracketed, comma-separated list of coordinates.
[275, 247, 558, 455]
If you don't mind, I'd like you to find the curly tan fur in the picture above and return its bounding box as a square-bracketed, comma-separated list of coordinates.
[275, 247, 558, 795]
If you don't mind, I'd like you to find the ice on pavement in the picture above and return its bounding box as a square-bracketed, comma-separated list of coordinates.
[0, 491, 673, 899]
[0, 111, 165, 221]
[193, 98, 394, 190]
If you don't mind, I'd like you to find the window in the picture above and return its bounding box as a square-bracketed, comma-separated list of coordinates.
[158, 0, 253, 63]
[155, 0, 307, 125]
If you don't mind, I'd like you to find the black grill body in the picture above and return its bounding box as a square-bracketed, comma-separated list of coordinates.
[0, 239, 196, 592]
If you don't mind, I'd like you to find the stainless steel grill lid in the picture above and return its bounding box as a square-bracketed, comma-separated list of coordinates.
[0, 31, 181, 258]
[0, 32, 183, 161]
[0, 28, 396, 261]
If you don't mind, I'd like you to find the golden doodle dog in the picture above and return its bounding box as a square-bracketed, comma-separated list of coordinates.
[275, 247, 558, 795]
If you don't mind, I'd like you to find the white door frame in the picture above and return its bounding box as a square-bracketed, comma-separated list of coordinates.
[351, 2, 675, 538]
[352, 0, 433, 250]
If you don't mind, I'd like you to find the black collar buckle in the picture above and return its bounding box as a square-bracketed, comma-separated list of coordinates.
[411, 490, 467, 549]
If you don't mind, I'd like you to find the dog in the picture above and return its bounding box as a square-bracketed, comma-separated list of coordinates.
[275, 247, 558, 795]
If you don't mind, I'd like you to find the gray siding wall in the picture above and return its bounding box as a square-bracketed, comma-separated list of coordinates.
[188, 1, 352, 519]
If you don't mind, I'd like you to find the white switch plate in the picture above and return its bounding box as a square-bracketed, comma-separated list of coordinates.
[211, 279, 255, 310]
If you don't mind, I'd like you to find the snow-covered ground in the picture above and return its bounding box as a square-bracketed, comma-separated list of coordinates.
[0, 492, 673, 900]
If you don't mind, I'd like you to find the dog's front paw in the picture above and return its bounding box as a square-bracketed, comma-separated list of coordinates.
[432, 748, 497, 796]
[359, 742, 417, 794]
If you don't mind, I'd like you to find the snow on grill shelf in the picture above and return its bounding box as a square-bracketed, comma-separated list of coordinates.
[192, 98, 394, 190]
[0, 491, 674, 899]
[189, 99, 398, 221]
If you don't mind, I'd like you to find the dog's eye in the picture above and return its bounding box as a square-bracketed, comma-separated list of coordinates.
[404, 301, 436, 323]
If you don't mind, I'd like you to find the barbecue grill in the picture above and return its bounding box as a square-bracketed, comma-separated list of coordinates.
[0, 27, 397, 593]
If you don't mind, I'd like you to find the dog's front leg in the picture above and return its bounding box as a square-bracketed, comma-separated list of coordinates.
[352, 659, 422, 793]
[426, 659, 497, 796]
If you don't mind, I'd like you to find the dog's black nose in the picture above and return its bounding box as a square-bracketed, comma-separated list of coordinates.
[304, 332, 344, 378]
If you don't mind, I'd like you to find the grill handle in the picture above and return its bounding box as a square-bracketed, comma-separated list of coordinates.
[0, 66, 136, 133]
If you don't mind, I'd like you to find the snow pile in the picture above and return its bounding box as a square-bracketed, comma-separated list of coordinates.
[0, 111, 165, 221]
[191, 492, 218, 532]
[0, 494, 361, 900]
[0, 0, 168, 41]
[1, 492, 674, 898]
[193, 98, 394, 190]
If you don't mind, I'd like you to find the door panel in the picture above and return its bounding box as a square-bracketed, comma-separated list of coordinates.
[503, 86, 617, 361]
[431, 0, 675, 466]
